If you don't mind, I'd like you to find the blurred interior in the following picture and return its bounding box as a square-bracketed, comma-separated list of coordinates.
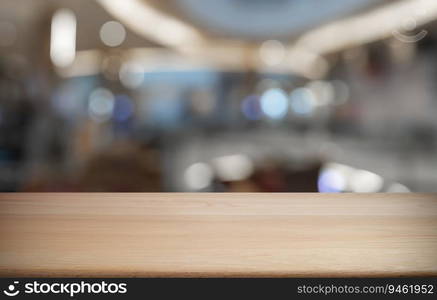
[1, 0, 437, 192]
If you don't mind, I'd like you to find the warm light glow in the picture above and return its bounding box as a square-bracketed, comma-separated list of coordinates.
[50, 9, 77, 68]
[96, 0, 437, 77]
[259, 40, 286, 67]
[212, 154, 254, 182]
[293, 0, 437, 55]
[97, 0, 202, 49]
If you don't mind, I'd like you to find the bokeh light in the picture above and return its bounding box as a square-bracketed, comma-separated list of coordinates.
[289, 87, 316, 116]
[119, 62, 144, 89]
[318, 169, 346, 193]
[100, 21, 126, 47]
[212, 154, 254, 182]
[260, 88, 289, 120]
[349, 169, 383, 193]
[259, 40, 287, 67]
[88, 88, 115, 122]
[50, 9, 77, 68]
[184, 162, 213, 190]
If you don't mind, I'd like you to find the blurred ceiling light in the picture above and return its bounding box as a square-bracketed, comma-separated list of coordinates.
[97, 0, 203, 49]
[119, 62, 144, 89]
[97, 1, 325, 78]
[349, 169, 384, 193]
[260, 88, 289, 120]
[286, 48, 330, 79]
[56, 50, 101, 78]
[292, 0, 437, 55]
[50, 9, 77, 68]
[212, 154, 254, 182]
[96, 0, 437, 78]
[0, 21, 17, 47]
[100, 21, 126, 47]
[259, 40, 286, 67]
[184, 162, 213, 190]
[88, 88, 115, 122]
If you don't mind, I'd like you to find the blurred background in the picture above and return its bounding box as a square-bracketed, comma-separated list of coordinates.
[1, 0, 437, 192]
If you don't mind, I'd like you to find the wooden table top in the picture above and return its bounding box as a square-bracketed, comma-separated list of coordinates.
[1, 193, 436, 277]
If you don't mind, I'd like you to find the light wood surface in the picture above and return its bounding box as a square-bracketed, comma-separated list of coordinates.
[1, 193, 437, 277]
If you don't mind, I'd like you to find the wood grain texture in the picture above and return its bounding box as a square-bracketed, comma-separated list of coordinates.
[0, 193, 437, 277]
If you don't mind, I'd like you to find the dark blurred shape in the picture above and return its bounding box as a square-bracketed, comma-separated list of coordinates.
[75, 143, 162, 192]
[24, 143, 162, 192]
